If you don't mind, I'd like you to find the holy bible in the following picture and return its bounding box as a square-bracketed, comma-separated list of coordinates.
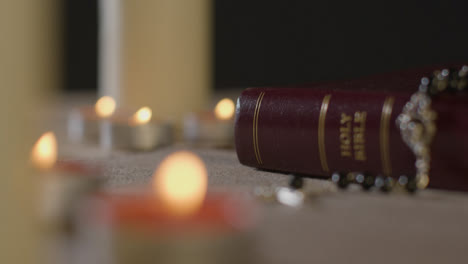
[234, 67, 468, 192]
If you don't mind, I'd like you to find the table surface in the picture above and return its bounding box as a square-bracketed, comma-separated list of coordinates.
[49, 93, 468, 264]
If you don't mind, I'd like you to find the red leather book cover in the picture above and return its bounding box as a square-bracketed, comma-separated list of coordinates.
[235, 69, 468, 192]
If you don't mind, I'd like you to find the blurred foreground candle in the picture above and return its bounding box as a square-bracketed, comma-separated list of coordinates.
[78, 151, 255, 264]
[184, 98, 235, 147]
[154, 151, 208, 216]
[31, 132, 102, 233]
[114, 0, 211, 125]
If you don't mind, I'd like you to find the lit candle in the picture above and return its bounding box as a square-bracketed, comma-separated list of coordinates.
[132, 107, 152, 125]
[95, 95, 117, 118]
[31, 132, 58, 171]
[68, 98, 173, 151]
[31, 132, 102, 232]
[78, 151, 255, 264]
[154, 151, 208, 216]
[108, 106, 174, 151]
[214, 98, 236, 121]
[67, 96, 130, 146]
[183, 98, 236, 148]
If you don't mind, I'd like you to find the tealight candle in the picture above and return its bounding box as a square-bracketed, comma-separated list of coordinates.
[183, 98, 235, 148]
[77, 151, 255, 264]
[31, 132, 102, 233]
[68, 97, 173, 151]
[109, 106, 173, 151]
[67, 96, 132, 146]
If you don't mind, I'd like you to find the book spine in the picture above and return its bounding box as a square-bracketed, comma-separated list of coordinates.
[235, 87, 468, 191]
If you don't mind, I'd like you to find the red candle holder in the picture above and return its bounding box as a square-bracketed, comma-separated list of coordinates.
[76, 189, 257, 264]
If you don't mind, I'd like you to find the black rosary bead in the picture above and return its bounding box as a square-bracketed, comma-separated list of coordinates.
[331, 172, 349, 189]
[355, 173, 365, 184]
[289, 175, 304, 190]
[355, 172, 374, 191]
[381, 177, 394, 193]
[397, 175, 409, 186]
[457, 79, 467, 91]
[448, 69, 460, 92]
[405, 178, 418, 193]
[435, 69, 450, 93]
[457, 66, 468, 91]
[374, 176, 385, 189]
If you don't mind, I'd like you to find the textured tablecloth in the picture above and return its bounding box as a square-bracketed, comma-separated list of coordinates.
[50, 93, 468, 264]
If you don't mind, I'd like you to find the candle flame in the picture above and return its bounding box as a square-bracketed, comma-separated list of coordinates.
[132, 107, 152, 125]
[153, 151, 208, 216]
[31, 132, 57, 170]
[95, 96, 116, 118]
[214, 98, 235, 120]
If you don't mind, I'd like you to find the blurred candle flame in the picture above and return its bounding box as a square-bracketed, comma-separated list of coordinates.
[132, 107, 152, 125]
[31, 132, 57, 170]
[214, 98, 235, 120]
[95, 96, 116, 118]
[153, 151, 208, 216]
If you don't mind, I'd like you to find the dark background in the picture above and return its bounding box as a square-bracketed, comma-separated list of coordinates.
[64, 0, 468, 91]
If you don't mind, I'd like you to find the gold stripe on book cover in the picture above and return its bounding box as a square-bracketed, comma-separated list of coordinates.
[380, 96, 395, 177]
[253, 92, 265, 165]
[318, 94, 332, 172]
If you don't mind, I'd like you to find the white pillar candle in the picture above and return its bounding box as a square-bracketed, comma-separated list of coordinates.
[120, 0, 212, 124]
[99, 0, 122, 104]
